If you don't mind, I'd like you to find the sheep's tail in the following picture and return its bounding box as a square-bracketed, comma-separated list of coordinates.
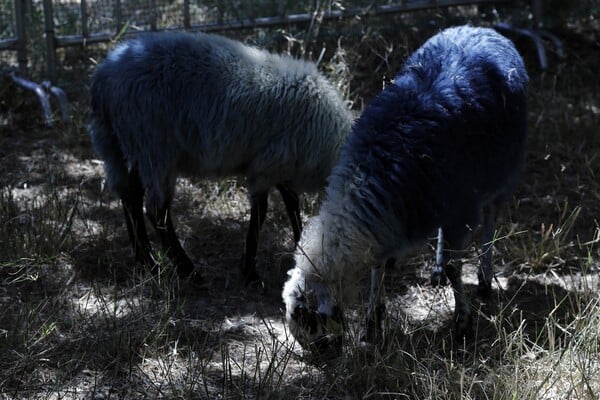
[88, 98, 130, 196]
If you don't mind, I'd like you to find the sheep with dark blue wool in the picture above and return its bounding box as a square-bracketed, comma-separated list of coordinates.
[282, 25, 528, 351]
[88, 32, 353, 281]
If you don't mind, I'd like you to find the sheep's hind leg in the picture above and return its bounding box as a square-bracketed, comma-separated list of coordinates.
[242, 191, 268, 283]
[478, 204, 497, 298]
[276, 184, 302, 243]
[440, 226, 472, 339]
[363, 258, 394, 344]
[430, 227, 448, 287]
[146, 203, 196, 278]
[121, 169, 153, 267]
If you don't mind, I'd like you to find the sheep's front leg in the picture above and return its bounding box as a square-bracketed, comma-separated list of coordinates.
[276, 184, 302, 243]
[242, 191, 269, 283]
[363, 258, 394, 344]
[478, 204, 497, 297]
[441, 226, 472, 339]
[147, 203, 196, 278]
[120, 168, 153, 267]
[431, 227, 448, 287]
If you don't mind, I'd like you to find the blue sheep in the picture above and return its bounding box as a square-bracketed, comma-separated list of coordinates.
[282, 25, 528, 351]
[88, 32, 353, 281]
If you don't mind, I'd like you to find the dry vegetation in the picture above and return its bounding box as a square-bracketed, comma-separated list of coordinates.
[1, 3, 599, 399]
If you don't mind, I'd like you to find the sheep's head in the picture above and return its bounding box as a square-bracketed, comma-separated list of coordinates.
[287, 296, 344, 354]
[282, 268, 344, 355]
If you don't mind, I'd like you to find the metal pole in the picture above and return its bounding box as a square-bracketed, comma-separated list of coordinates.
[42, 0, 57, 81]
[115, 0, 122, 34]
[14, 0, 28, 73]
[150, 0, 157, 31]
[81, 0, 88, 38]
[183, 0, 190, 29]
[531, 0, 541, 28]
[216, 0, 223, 25]
[247, 0, 255, 22]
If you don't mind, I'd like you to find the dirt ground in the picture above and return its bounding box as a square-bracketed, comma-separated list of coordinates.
[1, 13, 599, 399]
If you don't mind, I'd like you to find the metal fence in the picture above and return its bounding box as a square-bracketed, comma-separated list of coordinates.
[0, 0, 27, 71]
[1, 0, 562, 124]
[3, 0, 525, 81]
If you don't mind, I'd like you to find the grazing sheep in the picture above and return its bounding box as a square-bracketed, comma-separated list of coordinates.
[282, 25, 528, 351]
[88, 32, 353, 281]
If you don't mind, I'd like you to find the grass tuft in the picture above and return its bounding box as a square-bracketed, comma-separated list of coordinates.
[1, 7, 599, 399]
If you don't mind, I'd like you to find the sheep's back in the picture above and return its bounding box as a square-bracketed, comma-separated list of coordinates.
[326, 26, 528, 256]
[89, 32, 351, 194]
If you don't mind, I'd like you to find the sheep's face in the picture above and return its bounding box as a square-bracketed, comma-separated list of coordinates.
[287, 296, 344, 354]
[283, 269, 344, 355]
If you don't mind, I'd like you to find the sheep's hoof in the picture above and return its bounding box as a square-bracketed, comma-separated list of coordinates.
[453, 311, 473, 340]
[360, 303, 386, 344]
[430, 269, 448, 287]
[476, 271, 493, 299]
[240, 254, 262, 285]
[175, 258, 196, 279]
[185, 269, 203, 286]
[476, 281, 493, 299]
[309, 334, 343, 364]
[242, 268, 262, 286]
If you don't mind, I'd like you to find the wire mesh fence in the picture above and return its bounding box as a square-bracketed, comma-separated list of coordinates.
[0, 0, 26, 72]
[0, 0, 16, 39]
[2, 0, 562, 82]
[1, 0, 573, 128]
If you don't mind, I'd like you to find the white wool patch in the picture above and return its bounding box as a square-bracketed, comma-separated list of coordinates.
[107, 40, 145, 63]
[287, 208, 376, 309]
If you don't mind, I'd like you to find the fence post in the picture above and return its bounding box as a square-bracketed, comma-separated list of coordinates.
[278, 0, 286, 19]
[42, 0, 57, 81]
[531, 0, 541, 28]
[81, 0, 89, 38]
[13, 0, 28, 73]
[183, 0, 190, 29]
[247, 0, 255, 22]
[115, 0, 123, 34]
[150, 0, 157, 31]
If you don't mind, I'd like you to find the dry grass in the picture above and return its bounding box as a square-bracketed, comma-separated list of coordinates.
[1, 5, 599, 399]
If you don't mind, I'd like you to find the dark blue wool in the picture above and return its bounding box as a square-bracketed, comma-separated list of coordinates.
[284, 26, 529, 350]
[329, 25, 528, 257]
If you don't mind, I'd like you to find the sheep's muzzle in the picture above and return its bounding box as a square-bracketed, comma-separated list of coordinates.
[290, 304, 344, 357]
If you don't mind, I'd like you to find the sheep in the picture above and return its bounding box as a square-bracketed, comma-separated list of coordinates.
[88, 32, 354, 282]
[282, 25, 528, 351]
